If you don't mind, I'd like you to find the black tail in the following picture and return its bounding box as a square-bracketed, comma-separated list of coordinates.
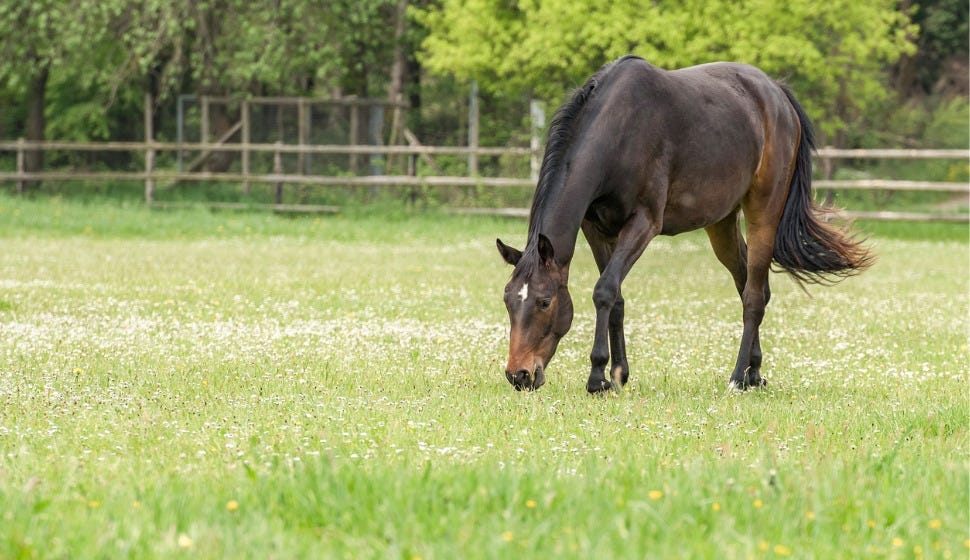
[773, 84, 874, 285]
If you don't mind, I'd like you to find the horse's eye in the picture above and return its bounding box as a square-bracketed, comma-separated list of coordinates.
[537, 298, 552, 311]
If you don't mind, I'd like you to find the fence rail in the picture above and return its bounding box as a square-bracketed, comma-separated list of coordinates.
[1, 140, 967, 222]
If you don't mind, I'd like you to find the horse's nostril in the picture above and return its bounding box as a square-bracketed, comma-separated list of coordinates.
[506, 369, 532, 389]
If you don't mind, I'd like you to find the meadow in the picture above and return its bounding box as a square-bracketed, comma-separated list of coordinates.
[0, 193, 967, 559]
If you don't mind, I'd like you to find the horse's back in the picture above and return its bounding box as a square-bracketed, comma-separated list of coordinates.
[583, 58, 798, 235]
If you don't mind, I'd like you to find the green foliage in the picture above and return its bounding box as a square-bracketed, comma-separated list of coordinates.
[417, 0, 918, 141]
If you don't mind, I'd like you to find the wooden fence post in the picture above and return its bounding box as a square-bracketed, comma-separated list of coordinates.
[200, 96, 210, 144]
[241, 100, 250, 194]
[297, 98, 308, 174]
[144, 93, 155, 204]
[16, 137, 25, 194]
[530, 100, 545, 182]
[468, 81, 479, 177]
[349, 105, 359, 174]
[274, 141, 283, 204]
[820, 146, 835, 205]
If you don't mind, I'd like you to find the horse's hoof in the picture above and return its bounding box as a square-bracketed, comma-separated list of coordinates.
[587, 379, 614, 394]
[728, 377, 767, 391]
[611, 365, 629, 386]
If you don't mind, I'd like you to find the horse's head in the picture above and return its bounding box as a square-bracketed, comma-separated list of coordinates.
[496, 234, 573, 390]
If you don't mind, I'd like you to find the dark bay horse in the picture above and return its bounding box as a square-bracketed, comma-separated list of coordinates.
[497, 55, 873, 393]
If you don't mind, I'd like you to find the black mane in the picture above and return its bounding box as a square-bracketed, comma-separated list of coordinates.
[527, 55, 643, 242]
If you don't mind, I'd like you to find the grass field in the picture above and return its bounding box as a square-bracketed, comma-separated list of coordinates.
[0, 193, 967, 559]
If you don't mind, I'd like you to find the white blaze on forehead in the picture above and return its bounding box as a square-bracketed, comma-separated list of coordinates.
[517, 283, 529, 302]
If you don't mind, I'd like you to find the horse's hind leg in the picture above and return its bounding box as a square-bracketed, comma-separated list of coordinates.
[705, 211, 770, 389]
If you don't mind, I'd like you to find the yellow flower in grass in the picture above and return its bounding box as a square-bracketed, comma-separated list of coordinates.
[525, 499, 537, 508]
[226, 500, 239, 512]
[501, 531, 514, 542]
[928, 519, 942, 529]
[891, 537, 904, 548]
[774, 544, 792, 556]
[648, 490, 663, 500]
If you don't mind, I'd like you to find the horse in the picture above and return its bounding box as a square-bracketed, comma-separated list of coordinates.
[496, 55, 873, 393]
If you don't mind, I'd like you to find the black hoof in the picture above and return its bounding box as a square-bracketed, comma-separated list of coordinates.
[587, 378, 613, 394]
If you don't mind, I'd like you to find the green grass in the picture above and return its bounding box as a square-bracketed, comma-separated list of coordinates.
[0, 193, 967, 559]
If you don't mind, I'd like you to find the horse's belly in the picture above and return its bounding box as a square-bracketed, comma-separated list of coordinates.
[661, 182, 746, 235]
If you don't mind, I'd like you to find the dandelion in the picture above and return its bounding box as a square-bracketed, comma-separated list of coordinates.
[753, 499, 763, 509]
[758, 541, 769, 552]
[88, 500, 100, 508]
[501, 531, 514, 542]
[773, 544, 792, 556]
[805, 511, 815, 520]
[928, 519, 942, 529]
[226, 500, 239, 512]
[178, 534, 193, 548]
[711, 502, 721, 512]
[525, 500, 537, 508]
[648, 490, 663, 500]
[892, 537, 904, 548]
[867, 520, 877, 528]
[132, 500, 141, 508]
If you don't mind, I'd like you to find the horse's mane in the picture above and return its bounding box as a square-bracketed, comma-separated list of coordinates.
[527, 55, 642, 242]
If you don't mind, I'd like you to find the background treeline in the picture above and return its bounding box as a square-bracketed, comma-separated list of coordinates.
[0, 0, 966, 183]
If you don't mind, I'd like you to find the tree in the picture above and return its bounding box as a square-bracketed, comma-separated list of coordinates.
[0, 0, 96, 183]
[892, 0, 969, 97]
[416, 0, 918, 144]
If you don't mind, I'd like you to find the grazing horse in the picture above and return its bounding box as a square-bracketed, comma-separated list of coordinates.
[497, 55, 872, 393]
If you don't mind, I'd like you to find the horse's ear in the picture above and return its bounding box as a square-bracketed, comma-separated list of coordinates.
[496, 238, 522, 266]
[537, 234, 556, 267]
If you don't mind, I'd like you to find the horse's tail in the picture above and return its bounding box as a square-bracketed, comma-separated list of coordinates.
[772, 84, 874, 285]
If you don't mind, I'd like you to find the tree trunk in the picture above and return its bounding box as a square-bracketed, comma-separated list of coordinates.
[24, 63, 49, 190]
[386, 0, 408, 170]
[387, 0, 407, 104]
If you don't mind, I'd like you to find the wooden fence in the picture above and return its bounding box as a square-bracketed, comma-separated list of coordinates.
[0, 139, 967, 222]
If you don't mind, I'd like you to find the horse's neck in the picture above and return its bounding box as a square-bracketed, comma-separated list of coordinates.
[527, 194, 588, 268]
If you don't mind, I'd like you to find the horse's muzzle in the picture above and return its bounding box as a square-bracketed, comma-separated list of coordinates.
[505, 365, 545, 391]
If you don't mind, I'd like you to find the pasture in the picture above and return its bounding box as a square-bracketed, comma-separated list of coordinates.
[0, 194, 967, 559]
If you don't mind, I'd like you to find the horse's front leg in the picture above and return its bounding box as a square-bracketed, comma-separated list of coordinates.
[608, 292, 629, 386]
[587, 211, 659, 393]
[587, 289, 615, 393]
[581, 223, 630, 390]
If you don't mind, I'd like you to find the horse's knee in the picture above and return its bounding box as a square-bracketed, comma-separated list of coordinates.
[592, 279, 619, 310]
